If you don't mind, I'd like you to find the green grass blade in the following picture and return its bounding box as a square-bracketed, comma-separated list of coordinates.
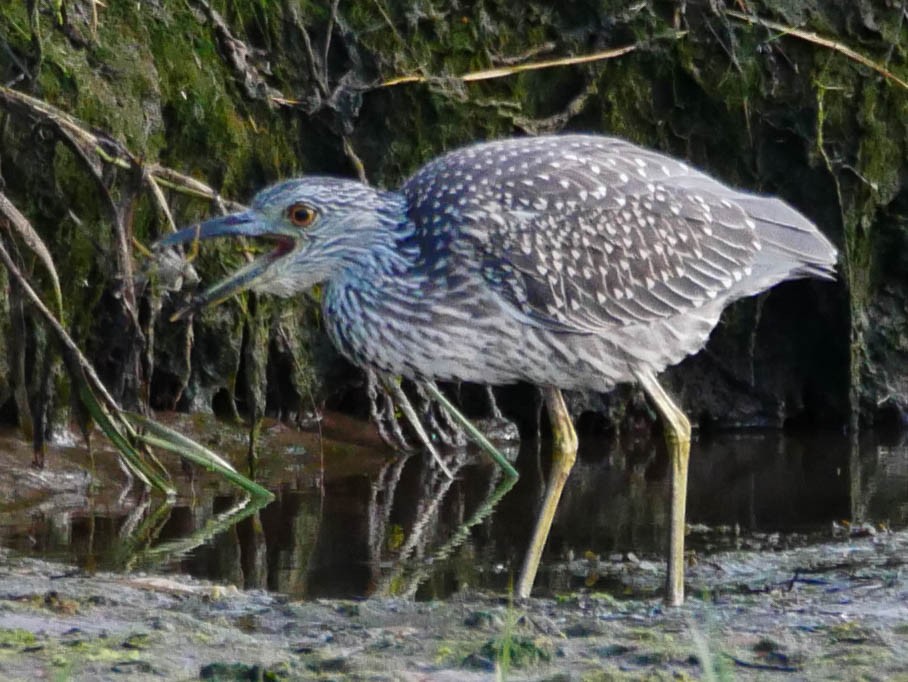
[127, 412, 274, 500]
[424, 382, 519, 479]
[75, 379, 174, 495]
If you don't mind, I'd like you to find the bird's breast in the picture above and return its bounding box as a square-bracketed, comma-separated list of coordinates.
[321, 267, 727, 392]
[322, 273, 517, 383]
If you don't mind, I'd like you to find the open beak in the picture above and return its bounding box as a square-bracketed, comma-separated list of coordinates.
[156, 210, 295, 320]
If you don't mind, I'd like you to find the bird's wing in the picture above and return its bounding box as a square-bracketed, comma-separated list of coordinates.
[402, 135, 760, 333]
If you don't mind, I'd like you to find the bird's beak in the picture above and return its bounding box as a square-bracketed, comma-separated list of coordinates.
[156, 210, 296, 320]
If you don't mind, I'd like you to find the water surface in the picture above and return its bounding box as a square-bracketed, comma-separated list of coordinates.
[1, 416, 905, 600]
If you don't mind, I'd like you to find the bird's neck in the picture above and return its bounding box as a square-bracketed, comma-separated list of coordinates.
[320, 216, 445, 374]
[333, 210, 419, 285]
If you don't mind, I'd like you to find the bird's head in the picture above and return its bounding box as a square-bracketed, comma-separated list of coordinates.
[156, 177, 406, 318]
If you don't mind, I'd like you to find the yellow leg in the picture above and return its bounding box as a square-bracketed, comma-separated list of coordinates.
[635, 369, 691, 606]
[516, 387, 578, 598]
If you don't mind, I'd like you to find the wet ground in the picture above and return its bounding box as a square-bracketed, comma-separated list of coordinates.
[3, 525, 908, 680]
[1, 414, 907, 679]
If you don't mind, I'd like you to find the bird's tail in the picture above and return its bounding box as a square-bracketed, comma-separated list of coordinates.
[734, 194, 838, 281]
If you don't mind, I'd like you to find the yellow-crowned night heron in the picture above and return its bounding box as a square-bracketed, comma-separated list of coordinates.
[158, 134, 837, 605]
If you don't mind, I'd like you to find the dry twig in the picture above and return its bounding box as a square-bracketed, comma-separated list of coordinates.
[726, 9, 908, 91]
[380, 44, 638, 87]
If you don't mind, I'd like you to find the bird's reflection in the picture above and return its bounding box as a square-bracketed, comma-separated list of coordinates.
[1, 425, 906, 599]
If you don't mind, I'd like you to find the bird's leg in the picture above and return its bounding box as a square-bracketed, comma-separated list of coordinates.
[484, 385, 505, 421]
[382, 378, 455, 480]
[366, 370, 412, 452]
[635, 369, 691, 607]
[423, 382, 519, 479]
[516, 387, 578, 599]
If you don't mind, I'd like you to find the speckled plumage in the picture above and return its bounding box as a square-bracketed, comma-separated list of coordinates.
[164, 134, 837, 393]
[316, 135, 836, 392]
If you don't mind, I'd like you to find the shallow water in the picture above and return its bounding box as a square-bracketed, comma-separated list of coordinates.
[1, 415, 905, 600]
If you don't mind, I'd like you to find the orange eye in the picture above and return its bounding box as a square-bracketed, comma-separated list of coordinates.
[287, 203, 317, 228]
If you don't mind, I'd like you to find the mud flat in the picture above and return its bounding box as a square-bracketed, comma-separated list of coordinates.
[1, 525, 907, 681]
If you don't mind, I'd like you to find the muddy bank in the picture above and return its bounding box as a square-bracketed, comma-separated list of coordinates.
[2, 527, 908, 681]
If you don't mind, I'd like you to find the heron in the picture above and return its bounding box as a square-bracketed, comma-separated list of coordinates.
[157, 134, 837, 605]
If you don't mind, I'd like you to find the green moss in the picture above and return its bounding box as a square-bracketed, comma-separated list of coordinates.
[625, 627, 664, 643]
[855, 84, 906, 206]
[0, 624, 147, 674]
[0, 628, 38, 649]
[144, 12, 242, 172]
[34, 15, 162, 153]
[597, 62, 660, 143]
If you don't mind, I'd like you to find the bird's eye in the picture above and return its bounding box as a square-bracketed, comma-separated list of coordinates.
[287, 203, 317, 228]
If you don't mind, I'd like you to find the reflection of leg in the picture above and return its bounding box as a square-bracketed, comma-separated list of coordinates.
[516, 387, 578, 599]
[397, 468, 517, 598]
[375, 453, 461, 596]
[395, 460, 459, 566]
[367, 455, 410, 570]
[383, 382, 518, 597]
[635, 369, 691, 607]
